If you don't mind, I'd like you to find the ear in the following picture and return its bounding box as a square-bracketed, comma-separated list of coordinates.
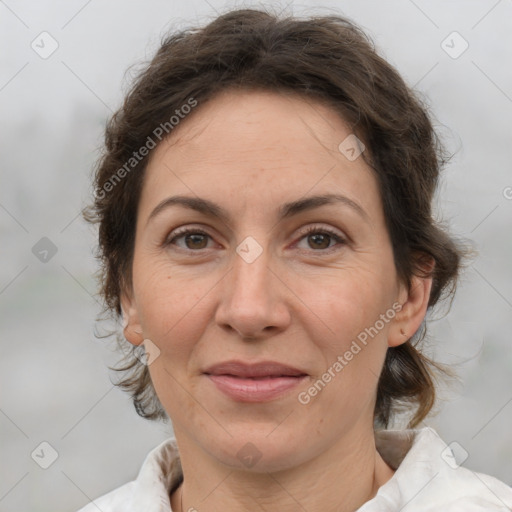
[120, 291, 144, 346]
[388, 262, 434, 348]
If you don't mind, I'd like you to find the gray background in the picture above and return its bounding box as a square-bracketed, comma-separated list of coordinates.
[1, 1, 511, 511]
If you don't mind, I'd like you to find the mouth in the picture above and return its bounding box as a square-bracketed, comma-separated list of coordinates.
[203, 360, 308, 402]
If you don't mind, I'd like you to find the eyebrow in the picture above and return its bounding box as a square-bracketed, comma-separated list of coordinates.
[146, 193, 369, 227]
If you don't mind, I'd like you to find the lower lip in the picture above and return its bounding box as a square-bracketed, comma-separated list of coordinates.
[206, 374, 307, 402]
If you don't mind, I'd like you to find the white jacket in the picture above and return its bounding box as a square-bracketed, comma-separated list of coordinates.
[76, 427, 512, 511]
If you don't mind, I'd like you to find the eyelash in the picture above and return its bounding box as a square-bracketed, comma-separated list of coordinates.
[165, 225, 347, 254]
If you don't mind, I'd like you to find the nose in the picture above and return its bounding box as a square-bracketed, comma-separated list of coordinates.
[214, 242, 291, 341]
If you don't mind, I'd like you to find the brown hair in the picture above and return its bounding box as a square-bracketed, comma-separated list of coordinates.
[84, 8, 465, 428]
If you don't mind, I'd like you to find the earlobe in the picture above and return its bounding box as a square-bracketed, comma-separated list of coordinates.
[120, 294, 144, 346]
[388, 272, 433, 348]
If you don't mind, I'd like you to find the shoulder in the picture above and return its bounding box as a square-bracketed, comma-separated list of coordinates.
[74, 438, 182, 512]
[75, 481, 136, 512]
[361, 427, 512, 511]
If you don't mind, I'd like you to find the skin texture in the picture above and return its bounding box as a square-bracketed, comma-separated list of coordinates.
[122, 90, 432, 512]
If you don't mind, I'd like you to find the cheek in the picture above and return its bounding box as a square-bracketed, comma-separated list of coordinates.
[297, 265, 395, 345]
[133, 259, 212, 356]
[299, 265, 394, 404]
[301, 281, 391, 423]
[135, 266, 213, 421]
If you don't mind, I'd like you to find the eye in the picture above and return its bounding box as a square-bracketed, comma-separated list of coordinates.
[294, 225, 347, 253]
[165, 228, 214, 251]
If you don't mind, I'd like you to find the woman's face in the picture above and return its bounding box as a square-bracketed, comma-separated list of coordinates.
[123, 90, 421, 471]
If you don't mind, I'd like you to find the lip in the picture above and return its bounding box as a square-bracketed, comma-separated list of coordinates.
[203, 360, 308, 402]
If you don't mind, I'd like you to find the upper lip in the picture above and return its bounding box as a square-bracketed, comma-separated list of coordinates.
[203, 360, 308, 378]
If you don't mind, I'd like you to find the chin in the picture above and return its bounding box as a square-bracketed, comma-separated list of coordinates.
[203, 425, 315, 473]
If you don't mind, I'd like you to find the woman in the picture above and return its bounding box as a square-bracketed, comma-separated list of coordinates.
[80, 8, 512, 512]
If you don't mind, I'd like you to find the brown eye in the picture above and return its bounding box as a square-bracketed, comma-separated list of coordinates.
[307, 233, 332, 250]
[166, 229, 212, 251]
[183, 233, 209, 250]
[295, 226, 347, 253]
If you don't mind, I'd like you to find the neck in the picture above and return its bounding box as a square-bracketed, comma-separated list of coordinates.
[170, 422, 394, 512]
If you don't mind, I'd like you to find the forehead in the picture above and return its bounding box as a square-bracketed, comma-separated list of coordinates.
[139, 89, 382, 225]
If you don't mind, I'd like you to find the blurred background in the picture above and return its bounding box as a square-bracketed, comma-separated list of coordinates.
[1, 1, 511, 510]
